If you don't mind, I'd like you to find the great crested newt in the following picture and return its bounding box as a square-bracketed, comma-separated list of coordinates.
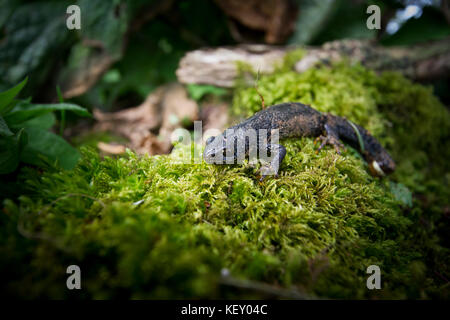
[203, 102, 395, 179]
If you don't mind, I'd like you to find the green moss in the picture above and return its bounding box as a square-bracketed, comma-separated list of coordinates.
[232, 63, 386, 137]
[230, 62, 450, 298]
[232, 62, 450, 204]
[0, 138, 442, 299]
[1, 61, 449, 299]
[279, 49, 307, 72]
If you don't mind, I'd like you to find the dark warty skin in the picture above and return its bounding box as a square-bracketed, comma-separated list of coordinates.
[203, 102, 395, 180]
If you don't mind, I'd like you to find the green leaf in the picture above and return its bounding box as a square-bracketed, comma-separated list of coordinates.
[57, 0, 132, 99]
[347, 120, 365, 152]
[20, 127, 80, 170]
[0, 2, 73, 91]
[56, 86, 66, 135]
[79, 0, 129, 59]
[102, 69, 122, 84]
[0, 0, 18, 29]
[0, 135, 19, 174]
[0, 115, 13, 136]
[187, 84, 228, 101]
[288, 0, 338, 44]
[0, 100, 20, 117]
[16, 127, 28, 153]
[5, 102, 91, 125]
[0, 77, 27, 114]
[0, 128, 27, 174]
[10, 113, 56, 130]
[389, 182, 413, 207]
[309, 0, 377, 44]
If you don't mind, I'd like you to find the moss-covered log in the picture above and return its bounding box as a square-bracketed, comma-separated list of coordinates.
[1, 62, 449, 299]
[176, 38, 450, 87]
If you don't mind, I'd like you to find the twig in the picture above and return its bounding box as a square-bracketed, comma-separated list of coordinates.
[254, 69, 265, 109]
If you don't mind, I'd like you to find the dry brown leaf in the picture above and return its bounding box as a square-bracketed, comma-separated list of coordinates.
[93, 83, 199, 155]
[214, 0, 298, 44]
[200, 102, 229, 133]
[97, 142, 126, 155]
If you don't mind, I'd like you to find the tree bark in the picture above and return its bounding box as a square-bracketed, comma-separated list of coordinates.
[176, 38, 450, 87]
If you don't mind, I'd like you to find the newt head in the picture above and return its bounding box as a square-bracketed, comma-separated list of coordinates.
[203, 133, 236, 164]
[366, 149, 396, 177]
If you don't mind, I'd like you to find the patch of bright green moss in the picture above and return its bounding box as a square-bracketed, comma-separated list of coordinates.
[232, 62, 450, 205]
[231, 62, 450, 299]
[1, 62, 449, 299]
[0, 139, 443, 299]
[233, 63, 387, 138]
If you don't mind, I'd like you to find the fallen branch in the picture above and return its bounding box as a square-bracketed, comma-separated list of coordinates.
[176, 38, 450, 87]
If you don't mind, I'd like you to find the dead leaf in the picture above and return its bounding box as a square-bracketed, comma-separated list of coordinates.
[214, 0, 298, 44]
[97, 142, 126, 155]
[93, 83, 199, 155]
[200, 102, 229, 133]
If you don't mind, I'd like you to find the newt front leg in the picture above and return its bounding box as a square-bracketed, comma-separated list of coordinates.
[204, 103, 395, 178]
[259, 144, 287, 181]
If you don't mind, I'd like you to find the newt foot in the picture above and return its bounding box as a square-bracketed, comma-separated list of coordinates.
[259, 164, 278, 181]
[314, 135, 346, 155]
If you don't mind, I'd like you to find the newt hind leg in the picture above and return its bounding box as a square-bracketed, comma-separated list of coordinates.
[314, 124, 345, 155]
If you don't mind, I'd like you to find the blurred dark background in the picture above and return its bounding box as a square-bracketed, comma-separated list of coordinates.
[1, 0, 449, 112]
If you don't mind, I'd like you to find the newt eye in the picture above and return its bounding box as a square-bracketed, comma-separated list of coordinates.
[206, 136, 215, 145]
